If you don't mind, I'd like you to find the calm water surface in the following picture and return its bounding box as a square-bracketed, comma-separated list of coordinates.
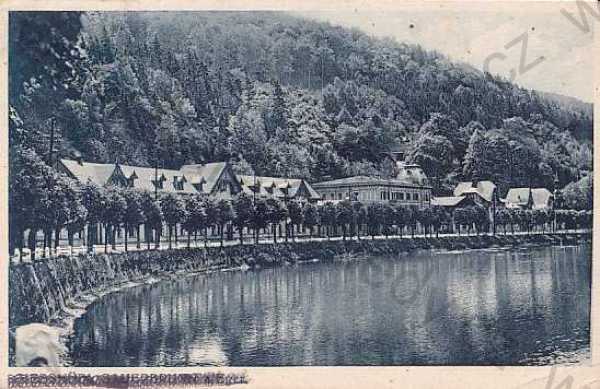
[68, 245, 591, 366]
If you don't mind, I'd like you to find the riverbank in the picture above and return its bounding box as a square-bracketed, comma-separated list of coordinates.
[10, 231, 590, 329]
[9, 231, 591, 366]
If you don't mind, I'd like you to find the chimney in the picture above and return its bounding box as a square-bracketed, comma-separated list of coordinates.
[73, 152, 83, 166]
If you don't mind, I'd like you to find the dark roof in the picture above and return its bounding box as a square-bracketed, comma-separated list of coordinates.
[61, 159, 199, 194]
[59, 159, 116, 186]
[61, 158, 319, 199]
[180, 163, 229, 194]
[119, 164, 197, 194]
[238, 175, 321, 200]
[312, 175, 431, 189]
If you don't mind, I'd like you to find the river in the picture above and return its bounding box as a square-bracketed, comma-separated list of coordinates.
[67, 244, 591, 366]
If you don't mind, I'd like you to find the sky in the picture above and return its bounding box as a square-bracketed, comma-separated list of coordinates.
[300, 2, 595, 102]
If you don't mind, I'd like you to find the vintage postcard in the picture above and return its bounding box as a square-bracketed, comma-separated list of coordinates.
[1, 1, 598, 388]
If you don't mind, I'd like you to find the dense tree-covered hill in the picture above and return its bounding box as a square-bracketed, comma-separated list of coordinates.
[9, 11, 593, 196]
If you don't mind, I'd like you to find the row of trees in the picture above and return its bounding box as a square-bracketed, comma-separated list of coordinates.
[11, 164, 592, 260]
[494, 208, 590, 234]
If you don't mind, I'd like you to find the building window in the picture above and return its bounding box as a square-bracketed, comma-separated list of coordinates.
[413, 193, 419, 201]
[399, 192, 405, 201]
[338, 193, 342, 200]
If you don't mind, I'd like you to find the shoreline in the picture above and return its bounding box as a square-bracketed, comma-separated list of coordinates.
[8, 232, 591, 366]
[11, 267, 221, 367]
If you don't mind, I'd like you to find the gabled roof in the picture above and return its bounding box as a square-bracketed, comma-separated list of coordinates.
[532, 188, 553, 209]
[504, 188, 553, 209]
[180, 162, 229, 194]
[60, 158, 320, 200]
[503, 188, 530, 206]
[237, 175, 321, 200]
[431, 196, 466, 207]
[297, 180, 322, 200]
[119, 164, 197, 194]
[59, 159, 116, 187]
[454, 181, 496, 202]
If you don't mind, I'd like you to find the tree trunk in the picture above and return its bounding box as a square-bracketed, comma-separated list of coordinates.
[187, 229, 191, 248]
[28, 229, 37, 261]
[239, 227, 244, 245]
[146, 225, 151, 250]
[93, 223, 98, 251]
[104, 225, 109, 252]
[54, 226, 61, 250]
[155, 228, 160, 249]
[68, 230, 75, 247]
[9, 224, 17, 257]
[220, 225, 224, 247]
[42, 230, 47, 257]
[273, 224, 277, 243]
[112, 226, 117, 250]
[124, 222, 129, 252]
[86, 224, 92, 253]
[17, 227, 25, 260]
[168, 225, 173, 250]
[136, 225, 141, 249]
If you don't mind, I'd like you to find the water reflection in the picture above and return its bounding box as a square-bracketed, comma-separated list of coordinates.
[69, 245, 591, 366]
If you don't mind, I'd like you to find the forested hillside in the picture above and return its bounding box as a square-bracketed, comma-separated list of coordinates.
[9, 11, 593, 195]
